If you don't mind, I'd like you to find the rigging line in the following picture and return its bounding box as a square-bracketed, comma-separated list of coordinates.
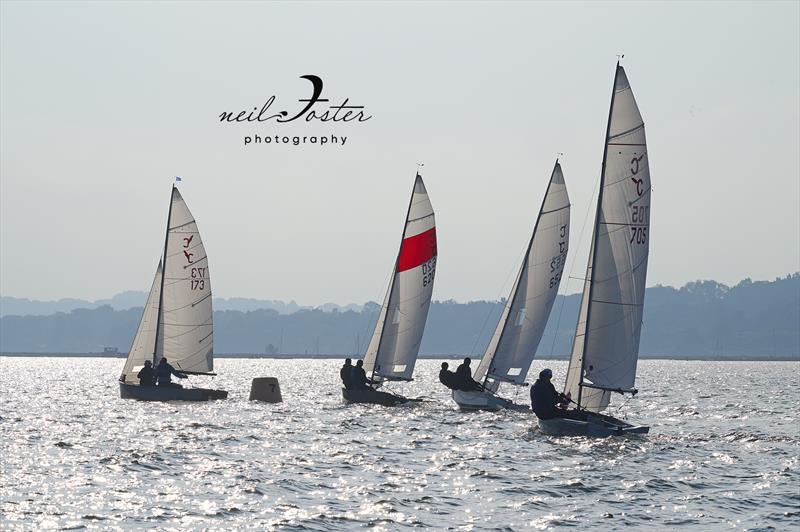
[547, 171, 601, 357]
[467, 244, 526, 359]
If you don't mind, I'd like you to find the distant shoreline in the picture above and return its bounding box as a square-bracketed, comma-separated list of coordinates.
[1, 352, 797, 362]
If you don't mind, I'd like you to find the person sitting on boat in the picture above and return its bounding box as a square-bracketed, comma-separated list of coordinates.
[530, 368, 577, 420]
[454, 357, 483, 392]
[340, 358, 354, 389]
[156, 357, 188, 387]
[350, 359, 377, 390]
[137, 360, 156, 387]
[438, 362, 459, 390]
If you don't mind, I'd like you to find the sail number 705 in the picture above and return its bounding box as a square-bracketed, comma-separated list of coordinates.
[629, 206, 649, 245]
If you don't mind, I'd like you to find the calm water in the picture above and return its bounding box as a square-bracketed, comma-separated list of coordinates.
[1, 358, 798, 531]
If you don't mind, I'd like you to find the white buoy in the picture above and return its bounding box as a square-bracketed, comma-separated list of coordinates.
[249, 377, 283, 402]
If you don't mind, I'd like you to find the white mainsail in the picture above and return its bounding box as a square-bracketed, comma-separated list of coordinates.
[155, 187, 215, 373]
[565, 64, 651, 412]
[475, 161, 570, 392]
[363, 174, 437, 381]
[120, 260, 162, 383]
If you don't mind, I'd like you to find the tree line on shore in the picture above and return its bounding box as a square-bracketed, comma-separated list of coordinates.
[1, 275, 797, 359]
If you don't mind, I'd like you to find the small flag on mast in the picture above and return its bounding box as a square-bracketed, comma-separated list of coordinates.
[175, 176, 182, 182]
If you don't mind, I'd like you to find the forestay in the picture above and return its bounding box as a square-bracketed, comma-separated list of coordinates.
[120, 260, 162, 383]
[564, 64, 651, 411]
[155, 187, 215, 373]
[475, 162, 570, 392]
[363, 175, 437, 381]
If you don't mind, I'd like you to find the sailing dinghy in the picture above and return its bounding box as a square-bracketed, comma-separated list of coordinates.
[343, 173, 437, 406]
[453, 161, 570, 411]
[539, 63, 650, 436]
[119, 186, 227, 401]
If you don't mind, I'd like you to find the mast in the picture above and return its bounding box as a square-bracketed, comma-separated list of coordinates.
[152, 185, 175, 365]
[577, 63, 619, 409]
[370, 170, 422, 382]
[481, 159, 561, 388]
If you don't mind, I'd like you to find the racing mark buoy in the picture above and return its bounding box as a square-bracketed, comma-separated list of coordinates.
[249, 377, 283, 403]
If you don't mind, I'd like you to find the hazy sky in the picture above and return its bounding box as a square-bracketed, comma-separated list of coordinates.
[1, 1, 798, 305]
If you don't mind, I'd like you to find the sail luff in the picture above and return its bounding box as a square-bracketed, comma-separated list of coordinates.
[475, 160, 569, 391]
[576, 63, 619, 408]
[153, 185, 175, 365]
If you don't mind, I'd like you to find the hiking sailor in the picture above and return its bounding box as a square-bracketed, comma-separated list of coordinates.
[438, 361, 458, 390]
[454, 357, 483, 392]
[350, 360, 378, 390]
[530, 368, 583, 420]
[340, 358, 354, 389]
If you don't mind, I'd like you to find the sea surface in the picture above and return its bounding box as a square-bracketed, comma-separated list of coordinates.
[1, 358, 798, 531]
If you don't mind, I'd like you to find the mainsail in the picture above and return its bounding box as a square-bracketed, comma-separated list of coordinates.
[120, 260, 162, 382]
[154, 187, 215, 373]
[565, 64, 652, 412]
[474, 161, 570, 392]
[363, 174, 437, 381]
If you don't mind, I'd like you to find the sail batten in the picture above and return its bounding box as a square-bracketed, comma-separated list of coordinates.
[565, 64, 651, 412]
[474, 161, 570, 391]
[363, 175, 437, 382]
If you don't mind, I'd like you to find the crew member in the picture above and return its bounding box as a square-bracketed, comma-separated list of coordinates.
[156, 357, 188, 387]
[438, 362, 458, 389]
[340, 358, 354, 389]
[137, 360, 155, 386]
[455, 357, 483, 392]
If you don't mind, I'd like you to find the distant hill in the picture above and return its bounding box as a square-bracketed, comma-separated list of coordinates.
[1, 275, 798, 359]
[0, 294, 363, 317]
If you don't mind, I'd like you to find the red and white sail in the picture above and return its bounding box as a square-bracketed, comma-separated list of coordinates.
[363, 175, 437, 382]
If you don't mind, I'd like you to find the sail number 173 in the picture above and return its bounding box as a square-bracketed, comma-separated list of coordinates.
[191, 267, 207, 290]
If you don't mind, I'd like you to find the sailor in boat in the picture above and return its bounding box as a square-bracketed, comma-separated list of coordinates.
[340, 358, 354, 389]
[137, 360, 156, 387]
[350, 359, 378, 390]
[454, 357, 483, 392]
[438, 362, 459, 390]
[530, 369, 584, 421]
[156, 357, 188, 388]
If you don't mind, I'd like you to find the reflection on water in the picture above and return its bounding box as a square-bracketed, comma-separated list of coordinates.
[1, 358, 798, 530]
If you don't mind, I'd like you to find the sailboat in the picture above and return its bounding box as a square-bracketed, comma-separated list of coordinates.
[539, 63, 650, 436]
[119, 186, 227, 401]
[453, 160, 570, 411]
[342, 173, 437, 406]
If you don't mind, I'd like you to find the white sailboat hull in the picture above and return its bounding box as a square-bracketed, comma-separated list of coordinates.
[538, 412, 649, 437]
[452, 390, 530, 412]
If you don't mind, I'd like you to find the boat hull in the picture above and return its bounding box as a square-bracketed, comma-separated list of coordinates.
[452, 390, 529, 412]
[342, 388, 411, 407]
[538, 412, 649, 437]
[119, 382, 228, 402]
